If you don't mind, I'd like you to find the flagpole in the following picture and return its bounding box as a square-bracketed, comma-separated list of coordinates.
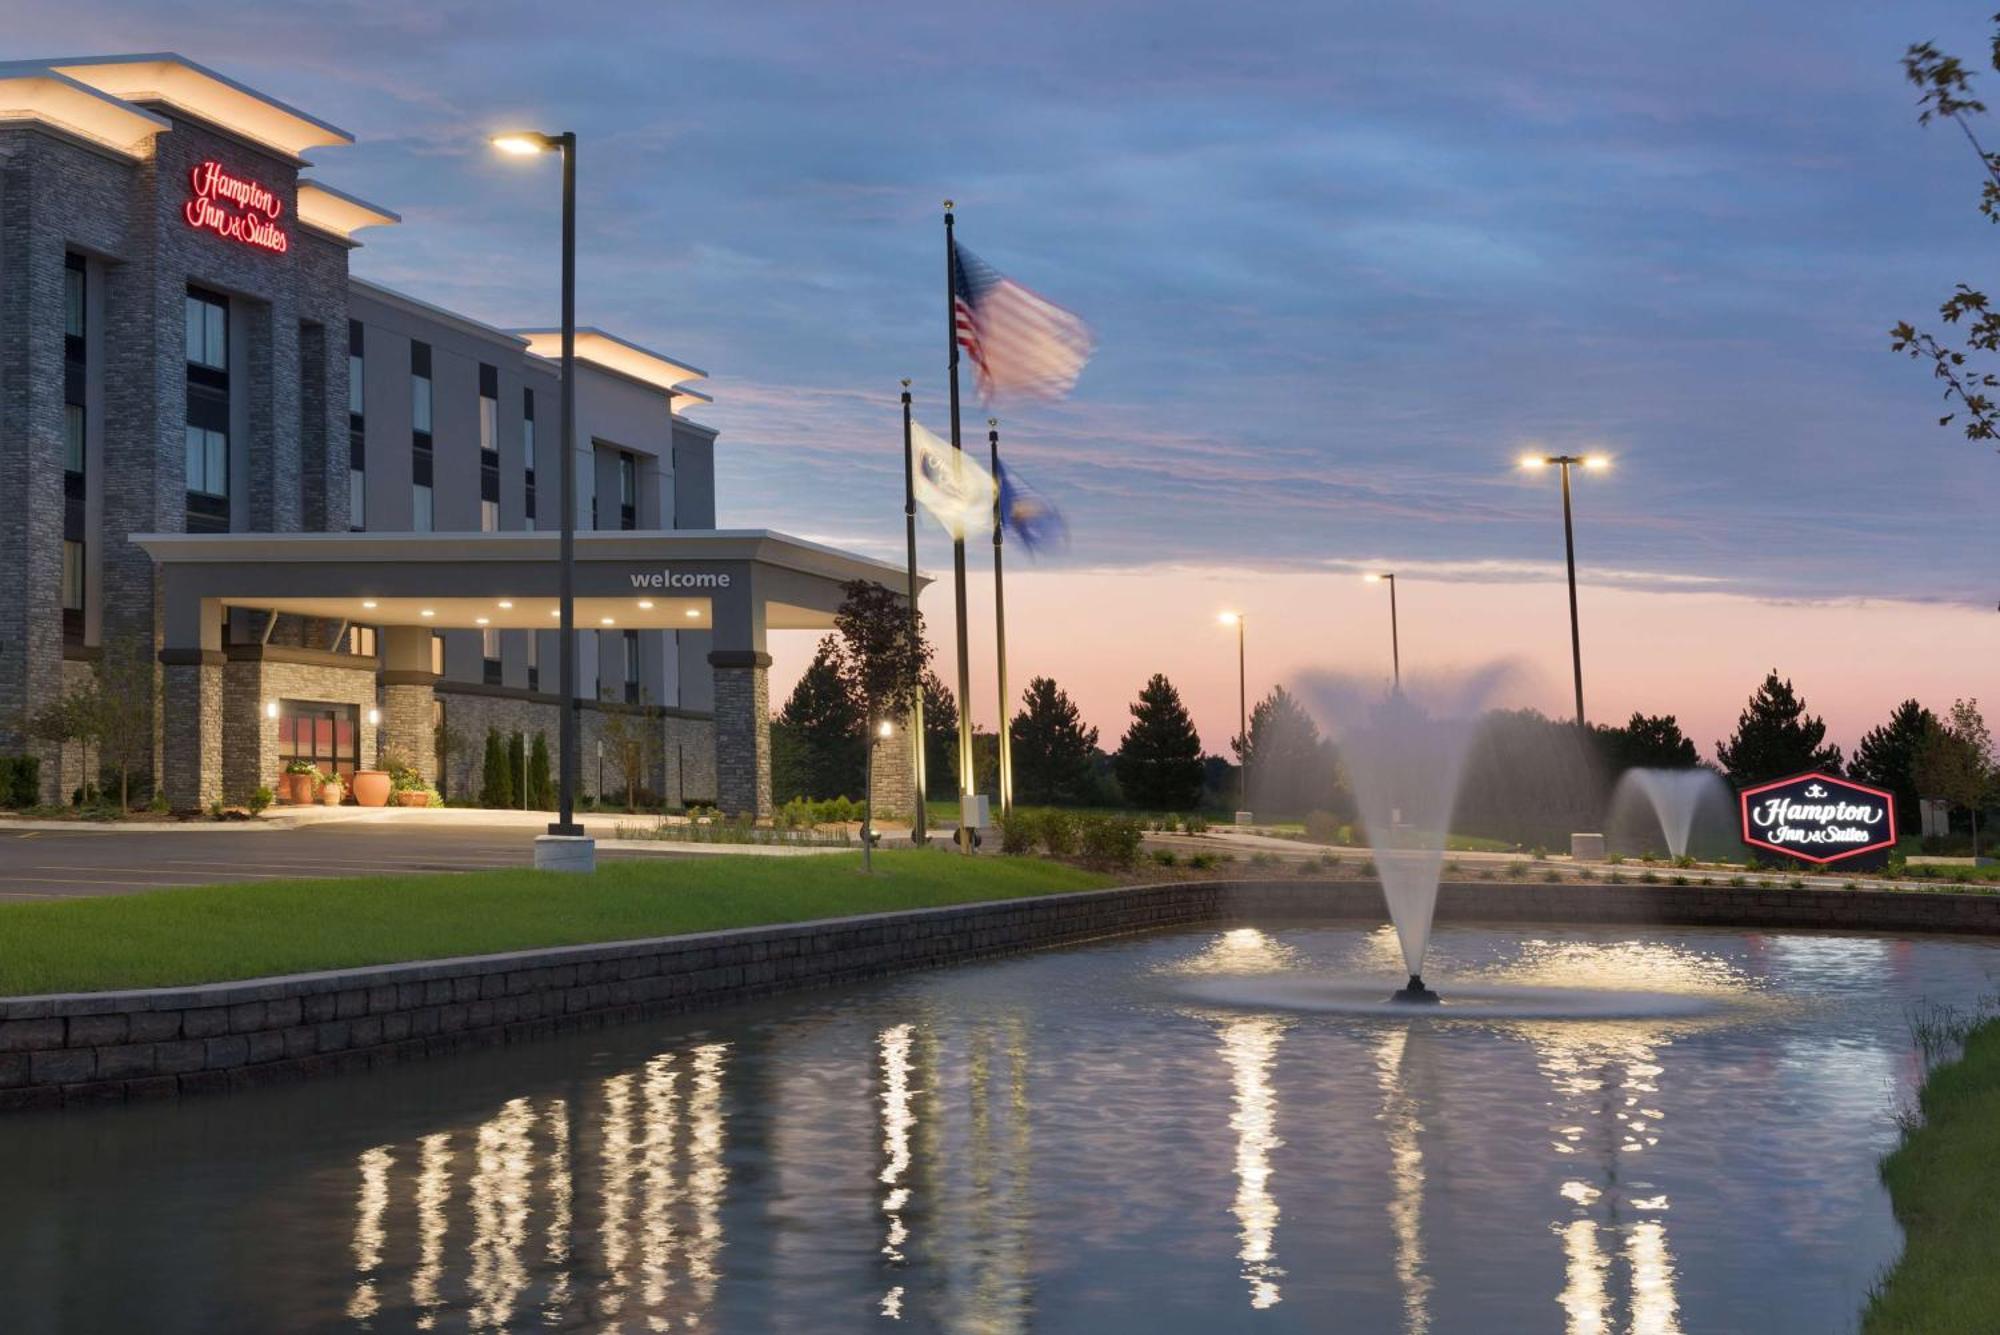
[900, 379, 928, 846]
[989, 417, 1013, 817]
[944, 200, 976, 853]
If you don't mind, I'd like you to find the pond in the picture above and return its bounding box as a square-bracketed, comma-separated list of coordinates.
[4, 921, 1994, 1333]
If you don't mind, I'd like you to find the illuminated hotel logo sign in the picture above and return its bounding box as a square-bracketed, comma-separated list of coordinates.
[1739, 771, 1896, 868]
[183, 160, 289, 254]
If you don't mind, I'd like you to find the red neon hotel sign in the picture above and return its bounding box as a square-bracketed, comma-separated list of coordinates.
[183, 160, 288, 254]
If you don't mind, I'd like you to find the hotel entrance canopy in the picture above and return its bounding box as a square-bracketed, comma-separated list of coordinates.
[134, 529, 920, 655]
[134, 529, 924, 816]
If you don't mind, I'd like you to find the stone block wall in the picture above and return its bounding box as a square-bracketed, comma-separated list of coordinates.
[221, 652, 379, 801]
[436, 686, 716, 809]
[711, 660, 769, 818]
[8, 877, 2000, 1114]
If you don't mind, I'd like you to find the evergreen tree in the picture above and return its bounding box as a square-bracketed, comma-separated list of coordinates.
[1114, 674, 1206, 810]
[526, 731, 554, 809]
[1596, 712, 1700, 774]
[1850, 699, 1939, 832]
[921, 670, 960, 800]
[1010, 676, 1099, 806]
[1715, 671, 1843, 788]
[507, 731, 525, 808]
[1235, 685, 1341, 817]
[777, 636, 865, 799]
[479, 727, 514, 808]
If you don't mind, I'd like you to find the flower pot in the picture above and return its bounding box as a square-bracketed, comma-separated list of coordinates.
[320, 784, 344, 806]
[397, 790, 430, 808]
[283, 773, 316, 804]
[350, 770, 391, 808]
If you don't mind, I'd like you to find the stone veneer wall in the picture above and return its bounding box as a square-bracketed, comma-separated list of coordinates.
[7, 879, 2000, 1113]
[221, 652, 379, 802]
[711, 662, 769, 818]
[437, 686, 716, 807]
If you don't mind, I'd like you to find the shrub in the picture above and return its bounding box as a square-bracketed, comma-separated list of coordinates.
[1294, 857, 1319, 877]
[1040, 809, 1079, 858]
[1606, 854, 1624, 866]
[1531, 845, 1549, 861]
[1639, 870, 1661, 884]
[1608, 871, 1627, 885]
[1318, 852, 1341, 869]
[1077, 813, 1144, 868]
[0, 755, 37, 808]
[1188, 852, 1217, 871]
[1249, 851, 1278, 868]
[1503, 861, 1530, 880]
[247, 786, 274, 814]
[1184, 814, 1209, 834]
[1542, 868, 1562, 883]
[1150, 849, 1179, 868]
[1303, 810, 1344, 845]
[997, 807, 1039, 855]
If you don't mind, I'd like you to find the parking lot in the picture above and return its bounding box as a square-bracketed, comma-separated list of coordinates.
[0, 823, 653, 899]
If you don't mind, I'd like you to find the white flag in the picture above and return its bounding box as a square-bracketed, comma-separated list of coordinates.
[910, 421, 996, 540]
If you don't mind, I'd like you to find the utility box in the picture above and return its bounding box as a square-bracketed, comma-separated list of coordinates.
[1571, 833, 1607, 863]
[1234, 810, 1253, 826]
[1920, 798, 1950, 839]
[961, 794, 991, 831]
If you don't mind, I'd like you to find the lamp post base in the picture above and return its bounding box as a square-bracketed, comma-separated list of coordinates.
[534, 834, 596, 873]
[1388, 975, 1441, 1005]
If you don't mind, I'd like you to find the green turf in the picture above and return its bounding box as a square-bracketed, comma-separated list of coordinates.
[1864, 1019, 2000, 1332]
[0, 851, 1112, 997]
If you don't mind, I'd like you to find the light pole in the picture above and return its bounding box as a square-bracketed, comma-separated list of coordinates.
[1218, 612, 1247, 817]
[1364, 573, 1400, 691]
[494, 130, 589, 867]
[1519, 453, 1609, 728]
[863, 719, 893, 874]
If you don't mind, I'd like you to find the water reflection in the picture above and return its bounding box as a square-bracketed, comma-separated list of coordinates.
[1533, 1025, 1683, 1335]
[1374, 1029, 1432, 1335]
[878, 1023, 916, 1317]
[1218, 1016, 1286, 1309]
[337, 1041, 730, 1331]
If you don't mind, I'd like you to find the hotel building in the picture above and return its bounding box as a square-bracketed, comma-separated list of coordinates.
[0, 54, 915, 817]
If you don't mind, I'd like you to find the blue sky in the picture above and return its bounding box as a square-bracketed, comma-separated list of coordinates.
[19, 1, 2000, 745]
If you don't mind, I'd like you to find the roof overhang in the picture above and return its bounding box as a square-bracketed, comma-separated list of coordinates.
[46, 53, 351, 159]
[515, 328, 708, 398]
[297, 180, 400, 241]
[0, 67, 171, 159]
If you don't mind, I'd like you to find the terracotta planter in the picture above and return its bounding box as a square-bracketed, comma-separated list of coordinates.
[397, 790, 431, 808]
[350, 770, 391, 808]
[320, 784, 344, 806]
[283, 773, 316, 804]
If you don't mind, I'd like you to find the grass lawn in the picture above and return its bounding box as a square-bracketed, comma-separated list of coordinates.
[0, 851, 1112, 998]
[1864, 1018, 2000, 1332]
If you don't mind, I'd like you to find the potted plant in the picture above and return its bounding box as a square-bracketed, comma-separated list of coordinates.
[282, 760, 318, 804]
[382, 751, 436, 808]
[318, 773, 345, 806]
[350, 765, 391, 808]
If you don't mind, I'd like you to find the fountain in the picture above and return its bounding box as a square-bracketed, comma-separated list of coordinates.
[1610, 768, 1734, 861]
[1293, 665, 1518, 1003]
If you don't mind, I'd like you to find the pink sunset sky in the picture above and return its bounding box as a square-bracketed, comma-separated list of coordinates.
[768, 559, 1998, 764]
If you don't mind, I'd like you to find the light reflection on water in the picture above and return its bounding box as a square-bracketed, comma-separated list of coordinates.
[3, 923, 1995, 1333]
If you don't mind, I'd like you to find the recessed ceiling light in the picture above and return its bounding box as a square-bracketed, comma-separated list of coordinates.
[601, 616, 616, 626]
[475, 617, 490, 626]
[549, 610, 560, 618]
[419, 609, 435, 618]
[362, 600, 378, 610]
[684, 609, 700, 619]
[637, 600, 654, 610]
[497, 600, 513, 609]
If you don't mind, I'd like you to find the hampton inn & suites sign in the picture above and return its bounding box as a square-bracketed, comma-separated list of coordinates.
[1739, 771, 1897, 868]
[183, 160, 289, 254]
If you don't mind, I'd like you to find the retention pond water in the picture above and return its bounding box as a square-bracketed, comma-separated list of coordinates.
[5, 920, 1995, 1333]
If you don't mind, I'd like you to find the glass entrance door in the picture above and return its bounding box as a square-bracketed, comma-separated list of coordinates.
[277, 700, 360, 784]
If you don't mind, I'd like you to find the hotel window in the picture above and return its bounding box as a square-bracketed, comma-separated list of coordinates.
[478, 364, 498, 451]
[430, 632, 444, 676]
[348, 320, 366, 531]
[410, 341, 433, 436]
[525, 631, 539, 692]
[61, 540, 84, 613]
[481, 499, 499, 532]
[63, 255, 87, 635]
[184, 287, 230, 532]
[482, 628, 502, 685]
[413, 483, 434, 532]
[523, 388, 538, 525]
[622, 629, 640, 703]
[348, 625, 378, 658]
[618, 452, 638, 530]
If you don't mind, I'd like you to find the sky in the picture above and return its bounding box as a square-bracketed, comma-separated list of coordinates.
[19, 0, 2000, 757]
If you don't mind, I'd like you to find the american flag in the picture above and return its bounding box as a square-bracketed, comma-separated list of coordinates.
[953, 242, 1095, 403]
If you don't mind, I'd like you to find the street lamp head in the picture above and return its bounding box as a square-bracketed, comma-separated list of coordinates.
[491, 131, 558, 156]
[1582, 454, 1611, 471]
[1518, 454, 1548, 470]
[1365, 572, 1392, 583]
[1218, 611, 1241, 626]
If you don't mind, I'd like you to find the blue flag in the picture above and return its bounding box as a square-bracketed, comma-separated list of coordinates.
[996, 461, 1069, 556]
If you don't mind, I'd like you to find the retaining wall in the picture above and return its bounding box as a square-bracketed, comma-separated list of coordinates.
[5, 878, 1998, 1113]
